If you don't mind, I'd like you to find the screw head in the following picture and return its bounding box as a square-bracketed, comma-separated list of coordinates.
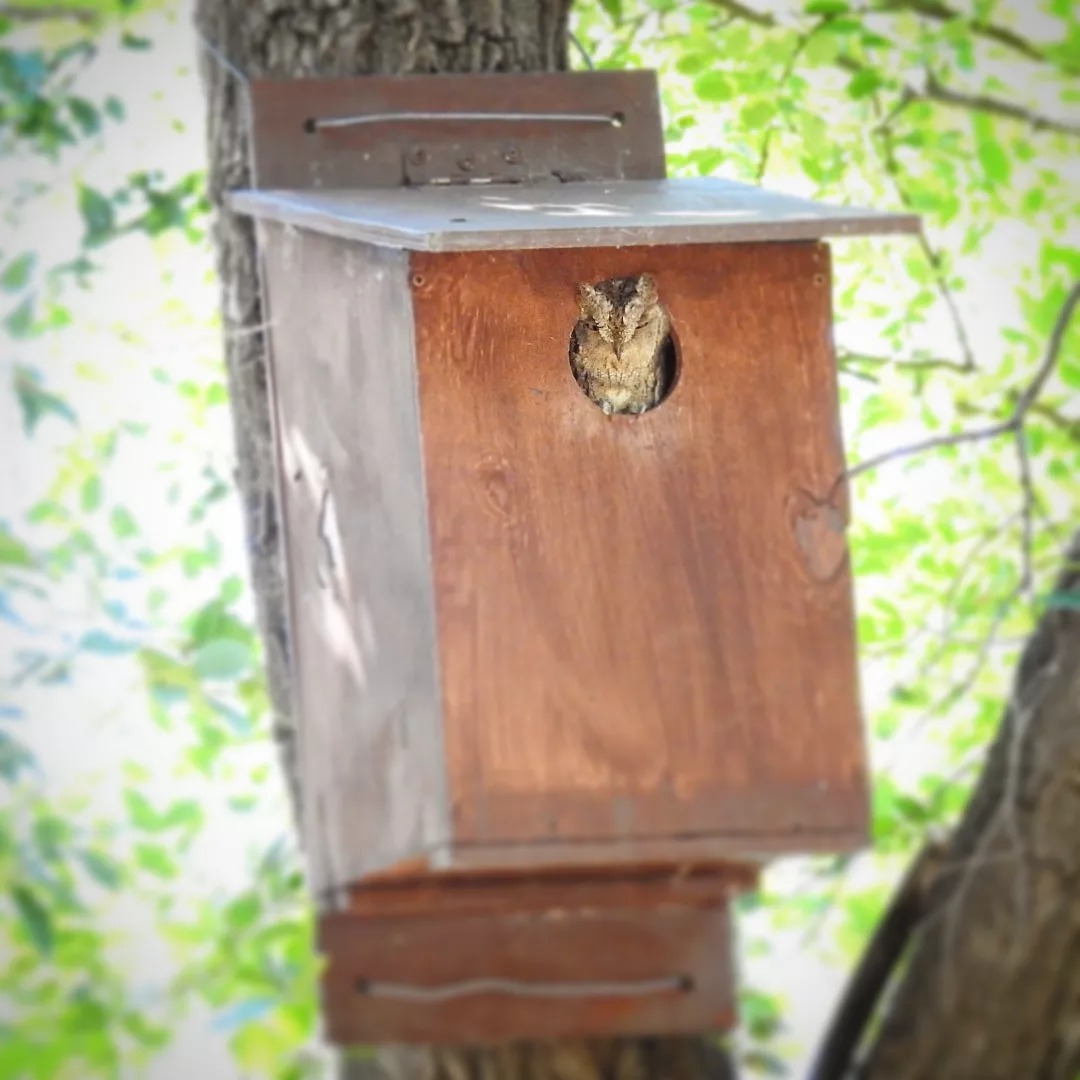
[408, 147, 427, 166]
[504, 146, 521, 164]
[457, 156, 474, 172]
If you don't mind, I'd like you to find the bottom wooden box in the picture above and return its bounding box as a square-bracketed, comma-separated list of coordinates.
[318, 867, 753, 1046]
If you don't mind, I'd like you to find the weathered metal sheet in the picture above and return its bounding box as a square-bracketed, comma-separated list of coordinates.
[231, 176, 920, 251]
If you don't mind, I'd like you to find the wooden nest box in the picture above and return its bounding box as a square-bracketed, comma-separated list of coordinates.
[232, 71, 918, 1047]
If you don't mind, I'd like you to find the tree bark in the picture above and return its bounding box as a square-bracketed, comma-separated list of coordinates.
[854, 534, 1080, 1080]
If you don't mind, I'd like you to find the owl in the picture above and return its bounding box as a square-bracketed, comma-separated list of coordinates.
[570, 274, 672, 415]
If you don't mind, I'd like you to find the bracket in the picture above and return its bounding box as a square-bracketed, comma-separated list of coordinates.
[247, 71, 666, 190]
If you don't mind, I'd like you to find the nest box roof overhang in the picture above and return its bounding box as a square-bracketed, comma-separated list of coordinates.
[226, 70, 918, 253]
[229, 176, 920, 254]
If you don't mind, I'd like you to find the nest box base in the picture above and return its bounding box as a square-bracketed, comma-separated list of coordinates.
[318, 864, 755, 1046]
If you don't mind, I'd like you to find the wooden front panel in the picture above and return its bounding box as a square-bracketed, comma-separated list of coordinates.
[411, 242, 867, 857]
[260, 226, 449, 892]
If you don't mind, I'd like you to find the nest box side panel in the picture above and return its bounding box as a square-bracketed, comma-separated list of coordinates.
[410, 242, 867, 861]
[258, 224, 449, 892]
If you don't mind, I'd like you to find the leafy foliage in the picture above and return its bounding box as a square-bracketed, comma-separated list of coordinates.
[1, 0, 1078, 1076]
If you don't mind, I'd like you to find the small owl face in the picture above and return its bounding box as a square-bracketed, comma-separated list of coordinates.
[577, 274, 663, 355]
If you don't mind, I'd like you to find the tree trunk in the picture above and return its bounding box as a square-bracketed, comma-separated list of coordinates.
[854, 533, 1080, 1080]
[193, 2, 731, 1078]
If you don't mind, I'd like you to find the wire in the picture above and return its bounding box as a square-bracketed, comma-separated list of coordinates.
[356, 974, 692, 1002]
[306, 110, 622, 132]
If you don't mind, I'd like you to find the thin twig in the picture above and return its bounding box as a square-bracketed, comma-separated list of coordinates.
[846, 420, 1012, 483]
[872, 107, 980, 374]
[866, 0, 1078, 74]
[877, 585, 1020, 775]
[706, 0, 777, 28]
[1014, 430, 1037, 604]
[921, 72, 1080, 138]
[568, 30, 596, 71]
[914, 231, 978, 372]
[1014, 280, 1080, 417]
[845, 278, 1080, 482]
[756, 25, 814, 181]
[0, 4, 96, 21]
[1029, 401, 1080, 439]
[839, 348, 973, 376]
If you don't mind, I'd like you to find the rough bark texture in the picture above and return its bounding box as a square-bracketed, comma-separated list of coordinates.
[193, 2, 731, 1078]
[856, 533, 1080, 1080]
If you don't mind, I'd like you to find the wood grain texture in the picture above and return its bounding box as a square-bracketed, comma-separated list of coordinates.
[410, 241, 869, 858]
[320, 895, 735, 1045]
[229, 176, 920, 253]
[259, 224, 449, 894]
[347, 862, 759, 915]
[246, 71, 666, 189]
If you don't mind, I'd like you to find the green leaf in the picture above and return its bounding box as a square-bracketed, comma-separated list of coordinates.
[804, 31, 841, 64]
[80, 475, 102, 513]
[741, 100, 777, 128]
[0, 252, 35, 292]
[847, 68, 883, 99]
[124, 789, 160, 831]
[12, 885, 53, 955]
[110, 506, 139, 538]
[694, 71, 734, 102]
[12, 365, 77, 432]
[972, 115, 1010, 186]
[77, 185, 115, 245]
[134, 843, 178, 879]
[121, 31, 153, 50]
[194, 637, 254, 681]
[805, 0, 849, 12]
[78, 849, 123, 890]
[0, 526, 34, 568]
[675, 52, 712, 76]
[0, 731, 36, 782]
[68, 97, 100, 136]
[4, 296, 35, 338]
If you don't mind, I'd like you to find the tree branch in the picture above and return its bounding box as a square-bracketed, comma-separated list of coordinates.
[868, 0, 1078, 75]
[920, 72, 1080, 139]
[807, 840, 948, 1080]
[845, 278, 1080, 483]
[838, 348, 973, 376]
[0, 4, 96, 22]
[706, 0, 777, 28]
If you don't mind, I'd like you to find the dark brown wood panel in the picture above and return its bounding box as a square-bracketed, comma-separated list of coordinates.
[410, 242, 868, 857]
[320, 899, 735, 1044]
[260, 225, 449, 893]
[247, 71, 666, 189]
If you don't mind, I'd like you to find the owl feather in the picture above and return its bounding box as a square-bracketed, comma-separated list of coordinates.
[570, 274, 671, 415]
